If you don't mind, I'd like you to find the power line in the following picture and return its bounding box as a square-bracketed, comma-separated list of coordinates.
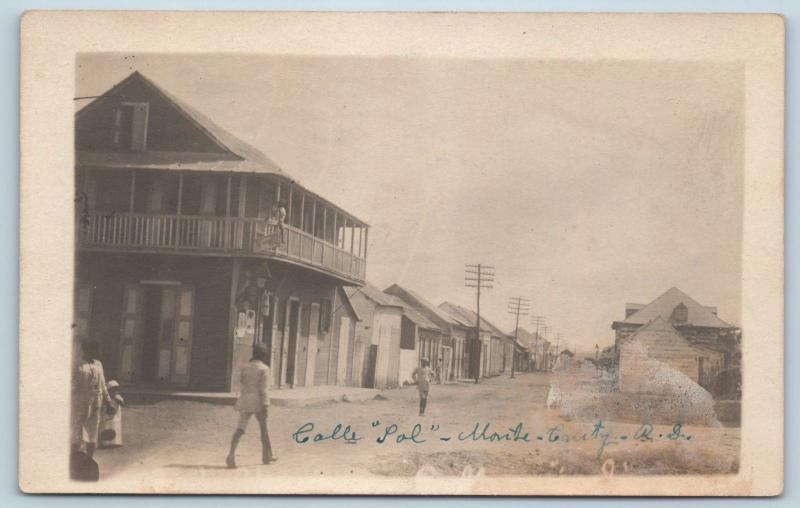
[507, 296, 530, 379]
[530, 315, 546, 371]
[465, 263, 494, 384]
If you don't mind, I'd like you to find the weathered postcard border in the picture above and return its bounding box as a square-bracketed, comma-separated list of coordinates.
[19, 11, 784, 495]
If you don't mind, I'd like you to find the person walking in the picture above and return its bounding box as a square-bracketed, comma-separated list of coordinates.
[412, 358, 434, 416]
[71, 341, 112, 458]
[226, 343, 277, 468]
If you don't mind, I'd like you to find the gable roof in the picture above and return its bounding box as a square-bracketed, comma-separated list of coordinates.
[75, 71, 368, 225]
[438, 302, 509, 338]
[616, 287, 733, 328]
[383, 284, 465, 330]
[619, 316, 686, 347]
[336, 286, 362, 322]
[345, 283, 440, 331]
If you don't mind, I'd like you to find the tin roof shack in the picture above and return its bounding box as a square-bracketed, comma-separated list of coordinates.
[74, 72, 368, 392]
[510, 327, 535, 372]
[611, 287, 739, 395]
[438, 302, 512, 379]
[384, 284, 472, 382]
[345, 283, 407, 389]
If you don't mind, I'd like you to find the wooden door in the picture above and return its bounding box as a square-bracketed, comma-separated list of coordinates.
[73, 282, 93, 367]
[441, 346, 452, 382]
[363, 345, 378, 388]
[305, 303, 320, 387]
[285, 300, 300, 387]
[171, 285, 194, 386]
[156, 286, 177, 383]
[296, 303, 309, 387]
[336, 316, 351, 385]
[119, 284, 143, 384]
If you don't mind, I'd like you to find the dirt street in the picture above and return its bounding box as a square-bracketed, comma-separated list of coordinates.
[95, 372, 739, 483]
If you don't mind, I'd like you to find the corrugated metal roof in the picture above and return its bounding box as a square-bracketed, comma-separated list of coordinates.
[438, 302, 509, 338]
[345, 282, 441, 331]
[383, 284, 464, 330]
[75, 71, 369, 226]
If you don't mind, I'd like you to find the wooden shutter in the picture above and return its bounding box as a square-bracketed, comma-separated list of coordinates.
[336, 316, 351, 385]
[157, 286, 177, 383]
[305, 303, 320, 387]
[74, 283, 93, 342]
[119, 284, 142, 384]
[129, 103, 149, 151]
[172, 285, 194, 386]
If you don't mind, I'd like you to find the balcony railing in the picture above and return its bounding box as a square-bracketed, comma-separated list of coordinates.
[77, 212, 366, 283]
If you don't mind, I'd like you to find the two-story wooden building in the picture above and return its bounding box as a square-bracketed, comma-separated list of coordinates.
[73, 71, 368, 392]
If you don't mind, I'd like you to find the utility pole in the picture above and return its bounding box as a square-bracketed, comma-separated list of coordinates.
[543, 326, 552, 370]
[530, 316, 545, 371]
[465, 264, 494, 384]
[507, 296, 530, 379]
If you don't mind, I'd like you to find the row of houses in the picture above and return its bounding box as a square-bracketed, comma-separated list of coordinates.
[72, 71, 528, 393]
[340, 282, 528, 389]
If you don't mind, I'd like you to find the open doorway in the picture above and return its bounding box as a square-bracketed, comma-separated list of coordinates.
[139, 283, 177, 385]
[285, 299, 300, 387]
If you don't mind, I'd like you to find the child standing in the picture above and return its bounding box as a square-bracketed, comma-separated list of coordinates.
[99, 380, 125, 447]
[412, 358, 434, 416]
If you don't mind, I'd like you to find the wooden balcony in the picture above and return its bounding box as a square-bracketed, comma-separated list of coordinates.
[77, 212, 366, 284]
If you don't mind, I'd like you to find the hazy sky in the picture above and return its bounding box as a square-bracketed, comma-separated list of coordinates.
[76, 54, 744, 352]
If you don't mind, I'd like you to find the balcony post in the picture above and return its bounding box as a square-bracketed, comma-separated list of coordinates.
[333, 212, 338, 248]
[300, 192, 305, 232]
[349, 219, 355, 275]
[128, 171, 136, 214]
[225, 174, 232, 250]
[311, 199, 317, 238]
[349, 219, 355, 254]
[287, 186, 293, 227]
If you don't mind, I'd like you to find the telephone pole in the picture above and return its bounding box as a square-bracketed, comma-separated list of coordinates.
[543, 325, 552, 370]
[530, 316, 545, 371]
[507, 297, 530, 379]
[465, 264, 494, 384]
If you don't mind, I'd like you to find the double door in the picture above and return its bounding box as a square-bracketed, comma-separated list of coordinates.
[118, 282, 194, 387]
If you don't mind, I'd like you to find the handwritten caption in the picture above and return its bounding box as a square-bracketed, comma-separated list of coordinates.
[290, 420, 691, 458]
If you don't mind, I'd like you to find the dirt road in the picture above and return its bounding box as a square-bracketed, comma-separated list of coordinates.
[94, 371, 739, 485]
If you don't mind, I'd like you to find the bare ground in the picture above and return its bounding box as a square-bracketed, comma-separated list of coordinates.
[94, 371, 739, 482]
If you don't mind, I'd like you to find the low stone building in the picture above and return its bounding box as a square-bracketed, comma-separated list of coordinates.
[618, 317, 725, 393]
[612, 287, 739, 394]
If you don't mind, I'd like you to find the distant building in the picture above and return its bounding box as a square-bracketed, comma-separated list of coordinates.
[345, 282, 445, 388]
[438, 302, 512, 379]
[554, 349, 574, 370]
[611, 287, 739, 393]
[383, 284, 467, 382]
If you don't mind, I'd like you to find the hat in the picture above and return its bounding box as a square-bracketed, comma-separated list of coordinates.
[253, 343, 269, 362]
[106, 380, 120, 390]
